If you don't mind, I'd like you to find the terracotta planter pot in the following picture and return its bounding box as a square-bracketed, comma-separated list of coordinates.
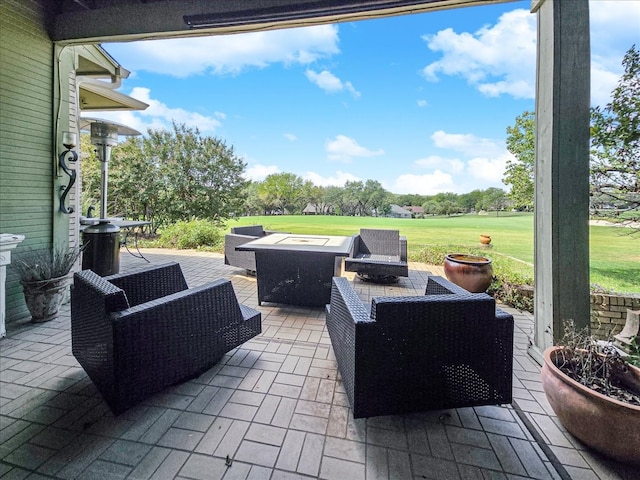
[443, 253, 493, 293]
[541, 346, 640, 464]
[21, 276, 69, 323]
[479, 234, 491, 245]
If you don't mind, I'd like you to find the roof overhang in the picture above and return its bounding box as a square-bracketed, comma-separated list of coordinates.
[52, 0, 516, 44]
[79, 81, 149, 111]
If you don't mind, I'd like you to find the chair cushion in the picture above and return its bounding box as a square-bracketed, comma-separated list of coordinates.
[351, 253, 402, 264]
[359, 229, 400, 256]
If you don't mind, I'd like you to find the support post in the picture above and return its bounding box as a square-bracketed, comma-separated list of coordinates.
[529, 0, 591, 363]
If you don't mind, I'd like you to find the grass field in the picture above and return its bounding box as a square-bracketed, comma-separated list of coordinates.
[226, 213, 639, 294]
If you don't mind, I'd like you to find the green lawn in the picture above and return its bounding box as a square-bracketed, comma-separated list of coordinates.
[227, 213, 639, 294]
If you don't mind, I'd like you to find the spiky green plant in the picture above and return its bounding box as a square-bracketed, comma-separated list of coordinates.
[13, 247, 82, 283]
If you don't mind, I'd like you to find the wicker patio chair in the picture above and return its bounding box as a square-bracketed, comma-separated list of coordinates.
[344, 228, 408, 282]
[71, 262, 261, 414]
[224, 225, 283, 274]
[326, 275, 513, 419]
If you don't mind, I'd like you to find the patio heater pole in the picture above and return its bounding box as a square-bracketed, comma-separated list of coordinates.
[90, 122, 118, 219]
[82, 122, 121, 276]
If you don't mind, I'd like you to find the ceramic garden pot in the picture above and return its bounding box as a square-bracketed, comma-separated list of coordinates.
[541, 346, 640, 464]
[21, 276, 69, 323]
[443, 253, 493, 293]
[479, 234, 492, 245]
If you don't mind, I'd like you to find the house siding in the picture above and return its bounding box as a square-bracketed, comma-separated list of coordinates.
[0, 0, 56, 321]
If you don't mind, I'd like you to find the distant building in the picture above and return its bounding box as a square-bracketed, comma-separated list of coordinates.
[388, 205, 412, 219]
[404, 206, 424, 217]
[303, 203, 318, 215]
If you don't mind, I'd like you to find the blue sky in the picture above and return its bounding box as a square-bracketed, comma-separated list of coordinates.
[95, 0, 639, 196]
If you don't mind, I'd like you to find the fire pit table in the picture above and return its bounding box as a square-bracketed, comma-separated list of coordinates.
[236, 233, 354, 307]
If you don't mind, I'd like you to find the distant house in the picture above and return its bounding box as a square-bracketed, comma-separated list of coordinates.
[388, 205, 412, 219]
[303, 203, 318, 215]
[404, 206, 424, 217]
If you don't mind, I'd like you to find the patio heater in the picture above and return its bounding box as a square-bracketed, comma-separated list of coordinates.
[79, 118, 140, 276]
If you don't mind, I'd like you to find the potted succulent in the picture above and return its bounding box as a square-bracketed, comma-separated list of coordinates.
[541, 320, 640, 464]
[13, 246, 82, 322]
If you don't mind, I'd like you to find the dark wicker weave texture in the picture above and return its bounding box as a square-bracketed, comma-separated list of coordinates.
[224, 225, 284, 273]
[326, 275, 513, 419]
[344, 228, 409, 279]
[71, 262, 261, 414]
[255, 250, 340, 307]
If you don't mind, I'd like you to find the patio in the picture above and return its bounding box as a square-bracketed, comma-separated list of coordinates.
[0, 249, 635, 480]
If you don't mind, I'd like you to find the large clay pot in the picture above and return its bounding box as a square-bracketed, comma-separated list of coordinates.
[443, 253, 493, 293]
[21, 276, 69, 323]
[541, 346, 640, 464]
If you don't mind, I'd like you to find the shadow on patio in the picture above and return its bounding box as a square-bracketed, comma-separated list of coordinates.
[0, 249, 635, 479]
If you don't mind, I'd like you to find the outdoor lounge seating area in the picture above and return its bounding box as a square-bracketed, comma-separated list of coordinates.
[1, 250, 636, 479]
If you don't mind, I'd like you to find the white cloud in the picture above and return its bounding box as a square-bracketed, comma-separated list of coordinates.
[305, 69, 361, 97]
[392, 130, 512, 195]
[417, 99, 428, 107]
[431, 130, 505, 158]
[244, 164, 280, 181]
[304, 170, 360, 186]
[84, 87, 223, 134]
[420, 1, 638, 104]
[576, 0, 638, 106]
[467, 154, 510, 183]
[422, 9, 536, 99]
[283, 133, 297, 142]
[415, 155, 465, 174]
[325, 135, 384, 162]
[389, 171, 456, 195]
[104, 25, 340, 78]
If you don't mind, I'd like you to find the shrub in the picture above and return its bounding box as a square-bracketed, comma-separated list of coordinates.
[154, 219, 223, 250]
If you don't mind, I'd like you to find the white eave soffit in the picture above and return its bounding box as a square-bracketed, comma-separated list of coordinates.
[79, 81, 148, 111]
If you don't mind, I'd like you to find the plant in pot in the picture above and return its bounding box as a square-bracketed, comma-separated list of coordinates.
[13, 246, 82, 323]
[541, 320, 640, 464]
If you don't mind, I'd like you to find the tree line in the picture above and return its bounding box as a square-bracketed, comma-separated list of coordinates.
[81, 127, 510, 231]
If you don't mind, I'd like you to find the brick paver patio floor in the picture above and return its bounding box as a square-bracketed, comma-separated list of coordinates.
[1, 249, 636, 479]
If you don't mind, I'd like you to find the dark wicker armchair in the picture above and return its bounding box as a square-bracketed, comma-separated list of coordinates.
[224, 225, 280, 274]
[326, 275, 513, 419]
[344, 228, 408, 282]
[71, 262, 261, 414]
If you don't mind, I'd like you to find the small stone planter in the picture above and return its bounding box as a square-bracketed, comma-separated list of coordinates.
[21, 276, 70, 323]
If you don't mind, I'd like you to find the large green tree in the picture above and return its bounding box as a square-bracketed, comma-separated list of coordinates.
[590, 45, 640, 224]
[258, 172, 307, 214]
[503, 111, 535, 210]
[81, 122, 247, 230]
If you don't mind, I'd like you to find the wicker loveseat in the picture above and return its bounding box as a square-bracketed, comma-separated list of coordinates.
[344, 228, 408, 282]
[224, 225, 280, 274]
[71, 262, 261, 414]
[326, 275, 513, 418]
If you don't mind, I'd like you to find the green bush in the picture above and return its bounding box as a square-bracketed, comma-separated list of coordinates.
[412, 245, 535, 312]
[154, 219, 223, 250]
